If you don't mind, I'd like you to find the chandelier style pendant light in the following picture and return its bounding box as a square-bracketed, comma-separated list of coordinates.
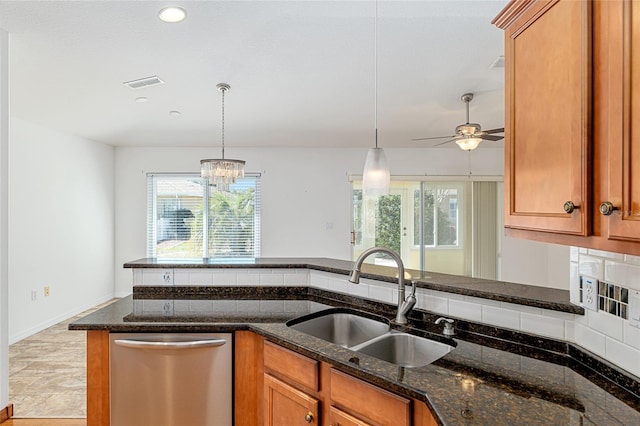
[201, 83, 245, 192]
[362, 0, 390, 197]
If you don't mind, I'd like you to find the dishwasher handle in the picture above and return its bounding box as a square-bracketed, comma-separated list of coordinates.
[114, 338, 227, 350]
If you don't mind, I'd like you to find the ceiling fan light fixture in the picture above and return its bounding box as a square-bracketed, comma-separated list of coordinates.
[363, 147, 390, 197]
[200, 83, 245, 192]
[455, 137, 482, 151]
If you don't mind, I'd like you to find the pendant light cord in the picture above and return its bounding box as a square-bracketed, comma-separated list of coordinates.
[221, 87, 226, 159]
[374, 0, 378, 149]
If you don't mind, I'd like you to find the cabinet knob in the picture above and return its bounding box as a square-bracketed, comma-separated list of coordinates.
[599, 201, 618, 216]
[563, 201, 579, 214]
[305, 412, 314, 423]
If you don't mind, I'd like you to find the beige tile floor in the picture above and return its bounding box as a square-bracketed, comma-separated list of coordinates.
[9, 300, 117, 418]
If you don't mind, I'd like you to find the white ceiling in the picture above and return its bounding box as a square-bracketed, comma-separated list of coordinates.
[0, 0, 507, 149]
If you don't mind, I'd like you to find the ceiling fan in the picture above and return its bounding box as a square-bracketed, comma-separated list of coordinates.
[412, 93, 504, 151]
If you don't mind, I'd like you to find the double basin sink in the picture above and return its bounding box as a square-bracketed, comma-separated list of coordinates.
[287, 309, 455, 368]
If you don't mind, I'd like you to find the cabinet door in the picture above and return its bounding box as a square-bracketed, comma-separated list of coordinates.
[329, 406, 373, 426]
[604, 0, 640, 241]
[264, 374, 319, 426]
[502, 0, 592, 235]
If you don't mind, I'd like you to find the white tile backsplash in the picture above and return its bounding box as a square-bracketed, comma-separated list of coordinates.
[481, 305, 520, 330]
[605, 337, 640, 377]
[417, 292, 448, 315]
[521, 312, 565, 339]
[346, 281, 369, 298]
[604, 260, 640, 291]
[448, 299, 482, 322]
[574, 322, 607, 358]
[623, 322, 640, 351]
[368, 284, 394, 304]
[187, 271, 214, 286]
[587, 309, 624, 341]
[587, 249, 625, 261]
[259, 272, 284, 286]
[578, 255, 604, 280]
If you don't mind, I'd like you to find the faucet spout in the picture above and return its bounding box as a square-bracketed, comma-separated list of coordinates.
[350, 246, 414, 324]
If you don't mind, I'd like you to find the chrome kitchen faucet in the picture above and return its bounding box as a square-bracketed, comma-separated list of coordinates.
[349, 247, 417, 325]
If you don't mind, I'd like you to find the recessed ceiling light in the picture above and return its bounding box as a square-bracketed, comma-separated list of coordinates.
[135, 97, 148, 103]
[169, 111, 182, 118]
[158, 7, 187, 23]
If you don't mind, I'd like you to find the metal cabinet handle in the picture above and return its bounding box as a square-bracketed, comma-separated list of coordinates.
[599, 201, 618, 216]
[114, 338, 226, 350]
[563, 201, 579, 214]
[304, 412, 314, 423]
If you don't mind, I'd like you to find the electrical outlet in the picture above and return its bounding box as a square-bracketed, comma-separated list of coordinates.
[31, 290, 37, 301]
[162, 300, 174, 316]
[162, 270, 174, 285]
[44, 286, 50, 297]
[582, 277, 599, 311]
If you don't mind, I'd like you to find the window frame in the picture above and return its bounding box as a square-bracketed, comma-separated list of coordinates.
[146, 172, 261, 260]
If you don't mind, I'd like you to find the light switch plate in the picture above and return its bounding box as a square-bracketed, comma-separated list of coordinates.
[582, 277, 599, 312]
[629, 290, 640, 329]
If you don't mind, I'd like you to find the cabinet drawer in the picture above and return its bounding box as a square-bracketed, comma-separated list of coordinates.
[329, 406, 372, 426]
[264, 341, 319, 392]
[330, 369, 410, 426]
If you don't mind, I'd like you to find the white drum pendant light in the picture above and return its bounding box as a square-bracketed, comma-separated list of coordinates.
[200, 83, 245, 192]
[362, 0, 390, 197]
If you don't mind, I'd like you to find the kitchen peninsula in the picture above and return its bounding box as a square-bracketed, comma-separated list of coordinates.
[70, 258, 640, 425]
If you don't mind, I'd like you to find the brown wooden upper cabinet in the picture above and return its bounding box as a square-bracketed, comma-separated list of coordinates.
[494, 0, 640, 254]
[605, 0, 640, 243]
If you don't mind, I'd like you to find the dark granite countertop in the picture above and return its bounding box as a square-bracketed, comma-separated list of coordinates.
[70, 288, 638, 426]
[124, 257, 584, 314]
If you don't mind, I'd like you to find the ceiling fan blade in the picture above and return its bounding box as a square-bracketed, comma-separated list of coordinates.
[412, 135, 456, 141]
[483, 127, 504, 134]
[433, 138, 457, 147]
[479, 134, 504, 141]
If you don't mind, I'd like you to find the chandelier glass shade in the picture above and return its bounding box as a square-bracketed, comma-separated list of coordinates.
[200, 158, 245, 192]
[200, 83, 245, 191]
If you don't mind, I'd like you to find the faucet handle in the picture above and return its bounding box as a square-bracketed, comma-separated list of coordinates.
[435, 317, 455, 336]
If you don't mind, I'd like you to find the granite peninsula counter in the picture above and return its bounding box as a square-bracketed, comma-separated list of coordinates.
[123, 257, 584, 314]
[71, 258, 639, 425]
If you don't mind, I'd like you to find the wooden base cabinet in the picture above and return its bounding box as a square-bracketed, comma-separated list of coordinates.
[493, 0, 640, 255]
[264, 374, 319, 426]
[329, 369, 411, 426]
[250, 335, 438, 426]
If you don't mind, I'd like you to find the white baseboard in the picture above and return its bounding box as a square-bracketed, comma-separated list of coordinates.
[115, 290, 132, 298]
[8, 293, 115, 344]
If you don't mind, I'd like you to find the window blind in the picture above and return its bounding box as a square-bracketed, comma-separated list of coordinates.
[147, 173, 261, 260]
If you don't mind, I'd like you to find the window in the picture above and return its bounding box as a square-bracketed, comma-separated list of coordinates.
[351, 179, 498, 278]
[147, 173, 261, 260]
[413, 184, 461, 247]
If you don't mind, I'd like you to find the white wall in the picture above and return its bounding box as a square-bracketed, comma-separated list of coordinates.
[0, 27, 9, 411]
[114, 146, 506, 296]
[496, 182, 570, 289]
[8, 118, 115, 343]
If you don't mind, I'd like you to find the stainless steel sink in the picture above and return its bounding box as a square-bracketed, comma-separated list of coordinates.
[288, 309, 455, 368]
[287, 310, 390, 348]
[353, 332, 454, 368]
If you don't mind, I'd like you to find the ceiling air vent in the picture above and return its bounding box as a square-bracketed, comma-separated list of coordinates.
[123, 75, 164, 89]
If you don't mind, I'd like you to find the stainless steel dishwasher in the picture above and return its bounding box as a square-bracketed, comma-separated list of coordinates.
[109, 333, 233, 426]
